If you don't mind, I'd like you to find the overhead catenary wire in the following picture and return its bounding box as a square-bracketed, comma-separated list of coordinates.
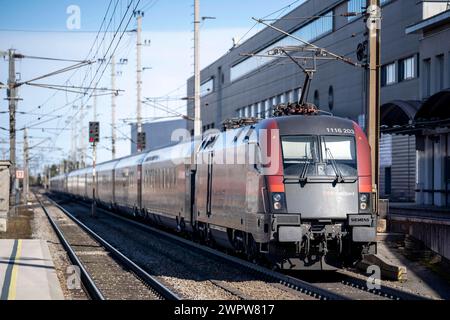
[29, 1, 140, 170]
[45, 1, 142, 160]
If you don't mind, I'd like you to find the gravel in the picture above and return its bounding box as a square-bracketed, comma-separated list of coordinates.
[59, 200, 313, 300]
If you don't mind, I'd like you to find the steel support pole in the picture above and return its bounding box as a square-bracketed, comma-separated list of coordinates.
[111, 56, 117, 159]
[23, 128, 29, 202]
[8, 49, 17, 200]
[91, 143, 96, 218]
[367, 0, 381, 208]
[136, 12, 143, 151]
[194, 0, 202, 137]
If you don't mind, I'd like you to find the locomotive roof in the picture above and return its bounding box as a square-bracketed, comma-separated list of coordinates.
[257, 115, 357, 135]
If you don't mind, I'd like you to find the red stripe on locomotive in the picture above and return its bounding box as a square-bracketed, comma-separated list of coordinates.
[353, 122, 372, 193]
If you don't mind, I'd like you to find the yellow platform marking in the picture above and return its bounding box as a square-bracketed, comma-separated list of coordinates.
[7, 239, 22, 300]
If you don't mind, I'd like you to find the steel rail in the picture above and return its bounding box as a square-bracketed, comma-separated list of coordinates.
[35, 193, 105, 300]
[39, 193, 180, 300]
[337, 272, 430, 301]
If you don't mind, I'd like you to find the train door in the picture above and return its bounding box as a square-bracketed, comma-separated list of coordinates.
[184, 164, 196, 230]
[206, 151, 214, 218]
[112, 169, 116, 206]
[137, 165, 142, 212]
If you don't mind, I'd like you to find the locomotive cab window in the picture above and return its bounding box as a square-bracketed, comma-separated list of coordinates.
[281, 135, 357, 178]
[281, 136, 319, 177]
[321, 136, 357, 177]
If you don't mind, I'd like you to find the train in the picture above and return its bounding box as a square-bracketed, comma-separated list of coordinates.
[50, 113, 377, 270]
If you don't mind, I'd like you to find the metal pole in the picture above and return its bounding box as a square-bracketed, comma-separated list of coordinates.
[23, 127, 29, 202]
[71, 105, 77, 166]
[91, 143, 96, 218]
[367, 1, 381, 205]
[111, 55, 117, 159]
[8, 49, 17, 200]
[136, 12, 143, 151]
[194, 0, 202, 137]
[93, 91, 97, 122]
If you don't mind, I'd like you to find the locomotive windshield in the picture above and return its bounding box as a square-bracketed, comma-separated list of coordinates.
[281, 135, 357, 178]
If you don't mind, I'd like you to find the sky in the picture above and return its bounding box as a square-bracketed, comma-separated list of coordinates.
[0, 0, 305, 174]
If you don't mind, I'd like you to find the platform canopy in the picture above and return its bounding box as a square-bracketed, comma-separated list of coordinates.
[381, 90, 450, 135]
[381, 100, 421, 127]
[415, 89, 450, 120]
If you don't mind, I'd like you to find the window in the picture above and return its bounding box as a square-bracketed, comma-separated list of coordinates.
[288, 90, 295, 103]
[281, 136, 319, 176]
[423, 58, 431, 98]
[348, 0, 365, 21]
[281, 135, 357, 177]
[295, 88, 302, 103]
[348, 0, 390, 22]
[257, 102, 262, 118]
[399, 56, 416, 81]
[321, 136, 357, 177]
[251, 104, 256, 117]
[328, 86, 334, 111]
[265, 100, 271, 118]
[381, 63, 396, 86]
[313, 90, 320, 107]
[230, 11, 333, 82]
[358, 114, 366, 131]
[436, 54, 444, 92]
[200, 78, 214, 97]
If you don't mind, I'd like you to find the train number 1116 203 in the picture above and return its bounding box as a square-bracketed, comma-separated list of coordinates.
[326, 127, 355, 134]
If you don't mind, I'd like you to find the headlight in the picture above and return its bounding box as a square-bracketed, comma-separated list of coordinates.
[272, 193, 282, 202]
[359, 193, 370, 211]
[273, 202, 282, 210]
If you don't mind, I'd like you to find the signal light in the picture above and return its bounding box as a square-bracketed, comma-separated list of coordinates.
[137, 132, 146, 151]
[356, 41, 368, 63]
[89, 122, 100, 144]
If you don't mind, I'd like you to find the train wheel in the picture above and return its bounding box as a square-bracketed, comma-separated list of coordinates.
[245, 235, 260, 263]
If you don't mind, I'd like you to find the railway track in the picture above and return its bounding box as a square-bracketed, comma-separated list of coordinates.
[46, 193, 346, 300]
[35, 192, 179, 301]
[47, 193, 429, 300]
[292, 269, 428, 300]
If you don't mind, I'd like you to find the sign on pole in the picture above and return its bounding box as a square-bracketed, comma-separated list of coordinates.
[16, 170, 24, 179]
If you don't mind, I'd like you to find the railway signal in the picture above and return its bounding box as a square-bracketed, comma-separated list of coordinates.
[89, 121, 99, 218]
[137, 132, 146, 151]
[356, 41, 368, 63]
[89, 121, 100, 144]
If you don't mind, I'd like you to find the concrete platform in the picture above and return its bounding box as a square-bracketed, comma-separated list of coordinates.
[0, 239, 64, 300]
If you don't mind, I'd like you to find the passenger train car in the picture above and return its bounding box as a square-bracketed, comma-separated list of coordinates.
[50, 114, 377, 270]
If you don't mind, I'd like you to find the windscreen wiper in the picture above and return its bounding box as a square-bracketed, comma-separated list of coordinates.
[326, 148, 344, 183]
[299, 144, 310, 182]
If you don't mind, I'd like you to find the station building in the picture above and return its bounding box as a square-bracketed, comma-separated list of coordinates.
[130, 118, 188, 154]
[186, 0, 450, 205]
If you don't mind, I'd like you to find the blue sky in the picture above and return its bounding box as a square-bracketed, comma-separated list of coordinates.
[0, 0, 304, 173]
[0, 0, 302, 31]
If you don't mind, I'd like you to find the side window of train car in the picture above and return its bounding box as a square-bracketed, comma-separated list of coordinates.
[164, 168, 167, 189]
[131, 171, 134, 188]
